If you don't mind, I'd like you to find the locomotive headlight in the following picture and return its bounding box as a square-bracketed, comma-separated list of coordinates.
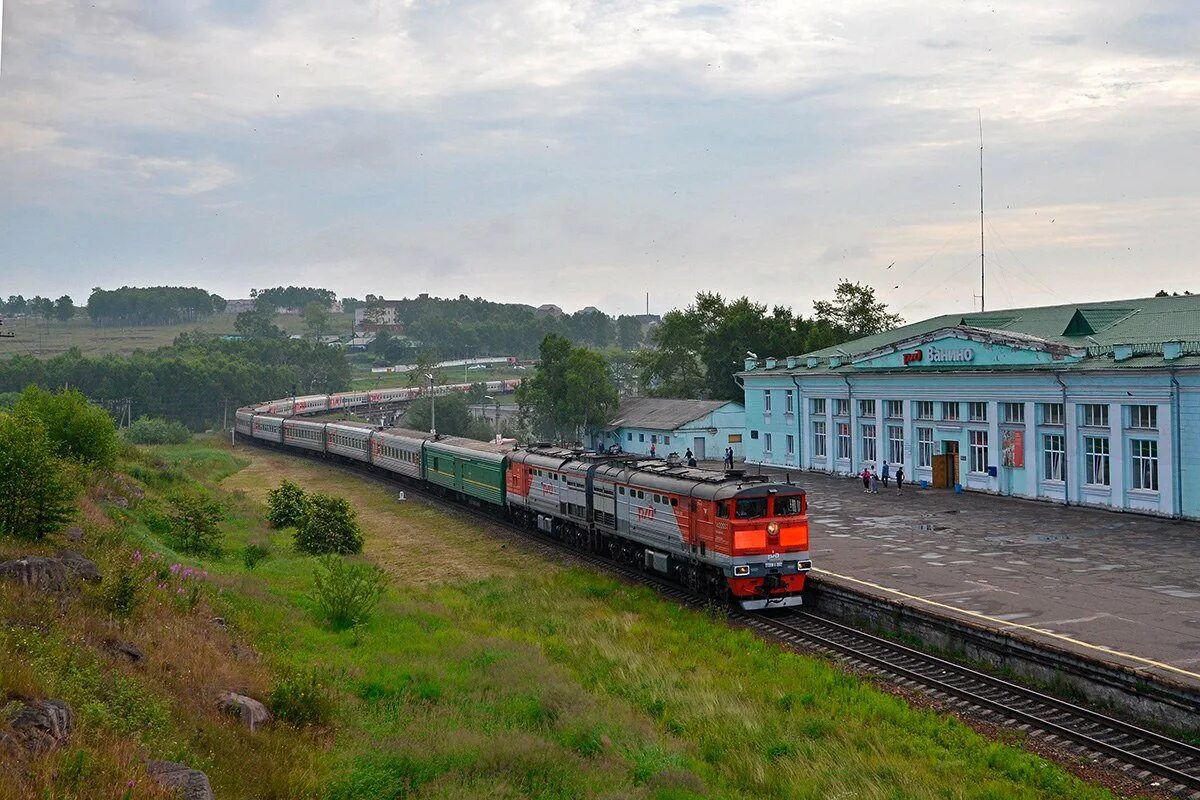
[767, 522, 780, 536]
[733, 565, 750, 577]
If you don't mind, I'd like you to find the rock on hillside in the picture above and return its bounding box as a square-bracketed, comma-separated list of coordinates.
[147, 760, 214, 800]
[0, 699, 74, 756]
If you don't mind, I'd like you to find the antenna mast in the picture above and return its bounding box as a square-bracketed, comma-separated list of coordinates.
[978, 111, 985, 312]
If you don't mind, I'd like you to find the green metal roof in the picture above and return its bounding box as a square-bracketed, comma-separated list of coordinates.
[746, 293, 1200, 376]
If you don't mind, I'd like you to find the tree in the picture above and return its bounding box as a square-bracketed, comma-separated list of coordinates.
[301, 301, 331, 341]
[54, 295, 75, 322]
[516, 334, 617, 441]
[0, 409, 76, 539]
[617, 315, 643, 350]
[812, 280, 903, 338]
[15, 386, 119, 467]
[168, 490, 225, 554]
[86, 286, 225, 326]
[403, 393, 493, 440]
[30, 296, 55, 320]
[5, 296, 27, 316]
[294, 494, 363, 555]
[235, 306, 283, 339]
[267, 479, 309, 528]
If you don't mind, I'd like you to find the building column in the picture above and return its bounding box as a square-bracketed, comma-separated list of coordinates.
[1157, 401, 1175, 515]
[875, 399, 886, 472]
[848, 397, 858, 474]
[902, 399, 912, 470]
[1024, 401, 1038, 498]
[988, 401, 1001, 494]
[826, 398, 835, 474]
[1108, 403, 1124, 509]
[799, 389, 810, 469]
[1065, 399, 1080, 505]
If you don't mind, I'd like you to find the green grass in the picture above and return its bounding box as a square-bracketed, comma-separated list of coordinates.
[1, 438, 1130, 799]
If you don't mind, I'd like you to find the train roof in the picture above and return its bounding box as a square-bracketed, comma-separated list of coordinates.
[426, 435, 512, 456]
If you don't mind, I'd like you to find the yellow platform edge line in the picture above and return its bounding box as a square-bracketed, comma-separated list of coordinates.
[813, 568, 1200, 682]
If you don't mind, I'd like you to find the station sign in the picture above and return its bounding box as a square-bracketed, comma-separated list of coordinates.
[903, 346, 975, 366]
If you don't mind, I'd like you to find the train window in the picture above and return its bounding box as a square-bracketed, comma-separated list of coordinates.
[735, 498, 768, 519]
[775, 496, 804, 516]
[670, 498, 678, 507]
[716, 502, 729, 518]
[653, 494, 660, 503]
[637, 491, 644, 499]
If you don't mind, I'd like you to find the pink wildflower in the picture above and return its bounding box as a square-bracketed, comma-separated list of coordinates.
[170, 563, 181, 574]
[158, 582, 167, 590]
[133, 550, 142, 563]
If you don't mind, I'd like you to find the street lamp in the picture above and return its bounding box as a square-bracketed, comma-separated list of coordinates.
[426, 372, 436, 437]
[484, 394, 499, 440]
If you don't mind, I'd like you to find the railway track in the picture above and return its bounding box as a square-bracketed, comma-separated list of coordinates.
[250, 442, 1200, 797]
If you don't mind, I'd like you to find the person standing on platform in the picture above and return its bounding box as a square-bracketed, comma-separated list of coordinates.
[861, 466, 871, 492]
[650, 442, 656, 458]
[869, 469, 880, 494]
[895, 466, 905, 493]
[882, 460, 890, 488]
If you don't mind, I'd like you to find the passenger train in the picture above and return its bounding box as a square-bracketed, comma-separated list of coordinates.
[236, 384, 811, 610]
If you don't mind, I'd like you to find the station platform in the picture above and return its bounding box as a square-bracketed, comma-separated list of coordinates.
[706, 461, 1200, 690]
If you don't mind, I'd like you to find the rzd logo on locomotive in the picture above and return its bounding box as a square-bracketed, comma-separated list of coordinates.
[636, 505, 656, 521]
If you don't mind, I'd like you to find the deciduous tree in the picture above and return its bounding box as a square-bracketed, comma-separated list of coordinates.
[0, 410, 76, 539]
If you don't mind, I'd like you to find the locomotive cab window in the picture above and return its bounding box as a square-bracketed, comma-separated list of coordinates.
[716, 502, 729, 518]
[774, 496, 804, 516]
[735, 498, 768, 519]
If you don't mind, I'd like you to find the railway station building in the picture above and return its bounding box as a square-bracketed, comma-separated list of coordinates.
[739, 294, 1200, 520]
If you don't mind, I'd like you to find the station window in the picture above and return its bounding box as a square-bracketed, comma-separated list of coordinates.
[786, 434, 795, 457]
[941, 402, 960, 421]
[1040, 403, 1064, 425]
[969, 402, 988, 422]
[1081, 404, 1109, 428]
[785, 390, 794, 414]
[860, 424, 876, 463]
[914, 401, 934, 420]
[884, 400, 903, 419]
[887, 425, 904, 464]
[1129, 405, 1157, 430]
[1043, 434, 1064, 481]
[627, 432, 632, 441]
[811, 398, 826, 415]
[664, 436, 670, 445]
[1130, 439, 1158, 491]
[639, 433, 645, 442]
[1002, 402, 1025, 424]
[836, 423, 851, 460]
[763, 433, 773, 453]
[1084, 436, 1110, 486]
[858, 399, 876, 417]
[916, 427, 933, 468]
[968, 430, 989, 474]
[764, 390, 772, 413]
[812, 421, 827, 458]
[834, 398, 850, 417]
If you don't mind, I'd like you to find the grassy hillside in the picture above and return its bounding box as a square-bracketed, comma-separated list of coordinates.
[0, 312, 357, 359]
[0, 439, 1125, 799]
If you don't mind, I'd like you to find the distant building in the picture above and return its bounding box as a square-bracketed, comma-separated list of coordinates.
[740, 293, 1200, 520]
[355, 300, 406, 333]
[602, 397, 747, 461]
[578, 306, 602, 315]
[537, 304, 564, 319]
[224, 299, 256, 314]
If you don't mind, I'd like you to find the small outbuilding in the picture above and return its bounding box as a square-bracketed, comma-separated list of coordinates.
[601, 397, 746, 461]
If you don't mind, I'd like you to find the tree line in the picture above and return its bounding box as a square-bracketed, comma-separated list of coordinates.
[85, 286, 227, 326]
[251, 286, 336, 311]
[0, 334, 350, 430]
[2, 295, 76, 321]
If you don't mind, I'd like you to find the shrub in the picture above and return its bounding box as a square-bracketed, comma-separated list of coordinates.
[294, 493, 362, 555]
[310, 555, 385, 630]
[167, 490, 224, 554]
[14, 385, 119, 467]
[124, 416, 191, 445]
[242, 543, 270, 570]
[0, 410, 77, 539]
[266, 479, 308, 529]
[268, 669, 335, 727]
[102, 566, 145, 618]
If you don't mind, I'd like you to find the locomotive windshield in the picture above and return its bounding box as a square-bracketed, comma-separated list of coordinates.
[735, 498, 768, 519]
[774, 496, 804, 516]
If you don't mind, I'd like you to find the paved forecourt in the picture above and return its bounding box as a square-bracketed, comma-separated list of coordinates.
[707, 461, 1200, 688]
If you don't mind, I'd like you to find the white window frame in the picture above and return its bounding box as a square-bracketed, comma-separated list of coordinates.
[836, 422, 851, 460]
[785, 390, 794, 414]
[812, 421, 827, 458]
[942, 401, 960, 421]
[834, 398, 850, 417]
[969, 402, 988, 422]
[885, 400, 903, 419]
[1042, 433, 1064, 482]
[811, 398, 826, 415]
[1130, 439, 1158, 491]
[764, 432, 773, 454]
[1041, 403, 1064, 425]
[763, 390, 772, 413]
[858, 399, 876, 417]
[1084, 436, 1110, 486]
[914, 401, 934, 420]
[1081, 403, 1108, 428]
[887, 425, 904, 465]
[1002, 402, 1025, 424]
[1129, 405, 1157, 430]
[968, 430, 989, 474]
[786, 434, 795, 458]
[861, 423, 877, 464]
[916, 427, 933, 468]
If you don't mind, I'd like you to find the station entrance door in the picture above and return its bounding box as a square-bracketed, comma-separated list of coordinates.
[932, 441, 959, 488]
[693, 437, 706, 460]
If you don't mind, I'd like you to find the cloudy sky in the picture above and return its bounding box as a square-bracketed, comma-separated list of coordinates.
[2, 1, 1198, 321]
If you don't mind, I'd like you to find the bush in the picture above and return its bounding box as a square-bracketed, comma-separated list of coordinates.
[102, 567, 144, 618]
[266, 479, 308, 529]
[294, 494, 362, 555]
[124, 416, 191, 445]
[167, 490, 224, 554]
[310, 555, 385, 630]
[14, 386, 119, 467]
[268, 669, 335, 727]
[0, 410, 77, 539]
[242, 543, 270, 570]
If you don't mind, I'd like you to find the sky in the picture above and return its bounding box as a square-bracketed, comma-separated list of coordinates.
[1, 1, 1198, 322]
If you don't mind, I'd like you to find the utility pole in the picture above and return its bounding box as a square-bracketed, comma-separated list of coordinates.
[427, 372, 436, 437]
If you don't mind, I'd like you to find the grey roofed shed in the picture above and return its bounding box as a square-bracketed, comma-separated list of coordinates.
[606, 397, 731, 431]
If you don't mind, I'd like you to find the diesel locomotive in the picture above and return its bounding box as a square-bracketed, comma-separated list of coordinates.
[236, 388, 810, 610]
